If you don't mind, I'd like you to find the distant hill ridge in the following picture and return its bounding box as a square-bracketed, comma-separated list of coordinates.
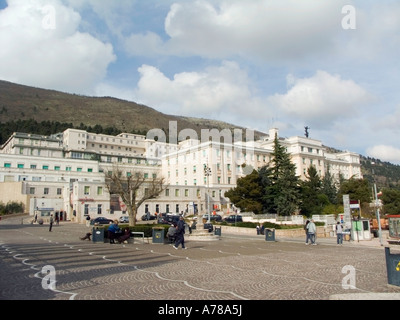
[0, 79, 254, 138]
[1, 79, 399, 189]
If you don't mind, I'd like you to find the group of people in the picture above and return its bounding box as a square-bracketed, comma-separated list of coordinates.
[305, 219, 344, 245]
[80, 219, 131, 244]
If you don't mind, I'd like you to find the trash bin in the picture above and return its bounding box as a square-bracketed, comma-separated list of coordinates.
[152, 227, 165, 244]
[385, 247, 400, 287]
[214, 227, 221, 236]
[265, 228, 275, 242]
[92, 226, 105, 243]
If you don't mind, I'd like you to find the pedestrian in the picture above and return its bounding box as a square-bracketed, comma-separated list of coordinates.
[256, 225, 260, 235]
[304, 220, 310, 244]
[80, 232, 92, 241]
[34, 213, 38, 223]
[167, 223, 177, 243]
[117, 228, 131, 244]
[173, 216, 187, 249]
[49, 214, 54, 232]
[86, 214, 91, 227]
[336, 221, 343, 245]
[108, 220, 121, 244]
[306, 219, 317, 245]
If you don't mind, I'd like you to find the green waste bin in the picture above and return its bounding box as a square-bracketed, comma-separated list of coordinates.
[92, 227, 105, 243]
[265, 228, 276, 242]
[214, 227, 221, 236]
[385, 247, 400, 287]
[152, 227, 165, 244]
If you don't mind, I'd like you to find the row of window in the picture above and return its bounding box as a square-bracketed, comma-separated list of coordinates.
[4, 162, 94, 172]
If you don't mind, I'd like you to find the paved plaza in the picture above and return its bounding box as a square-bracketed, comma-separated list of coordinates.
[1, 216, 400, 304]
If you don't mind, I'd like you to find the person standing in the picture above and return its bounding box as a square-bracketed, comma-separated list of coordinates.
[304, 220, 310, 244]
[173, 216, 187, 249]
[336, 221, 343, 245]
[49, 214, 54, 232]
[86, 214, 91, 227]
[306, 219, 317, 245]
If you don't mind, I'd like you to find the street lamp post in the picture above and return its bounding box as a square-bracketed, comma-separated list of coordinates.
[204, 165, 212, 223]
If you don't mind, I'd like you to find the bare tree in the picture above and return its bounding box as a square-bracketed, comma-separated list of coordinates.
[103, 166, 166, 226]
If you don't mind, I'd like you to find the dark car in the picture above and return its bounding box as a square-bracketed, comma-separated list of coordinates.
[223, 215, 243, 223]
[91, 217, 114, 225]
[159, 214, 181, 225]
[202, 214, 222, 222]
[141, 213, 157, 221]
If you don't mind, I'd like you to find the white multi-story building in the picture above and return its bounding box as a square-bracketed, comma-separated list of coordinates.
[0, 127, 362, 223]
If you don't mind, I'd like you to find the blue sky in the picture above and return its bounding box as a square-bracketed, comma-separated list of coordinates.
[1, 0, 400, 164]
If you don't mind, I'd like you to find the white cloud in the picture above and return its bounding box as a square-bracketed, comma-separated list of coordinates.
[367, 145, 400, 165]
[0, 0, 116, 94]
[125, 0, 348, 61]
[133, 61, 267, 125]
[267, 71, 373, 129]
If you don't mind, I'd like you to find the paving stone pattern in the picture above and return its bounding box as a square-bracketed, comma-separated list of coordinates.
[1, 218, 399, 301]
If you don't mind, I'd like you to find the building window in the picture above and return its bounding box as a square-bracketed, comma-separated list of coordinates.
[185, 189, 189, 197]
[84, 204, 89, 215]
[4, 163, 11, 168]
[66, 167, 72, 171]
[57, 188, 62, 195]
[44, 188, 49, 195]
[97, 204, 102, 215]
[84, 186, 90, 195]
[175, 189, 180, 197]
[30, 164, 37, 169]
[54, 166, 60, 171]
[165, 189, 170, 197]
[42, 165, 49, 170]
[29, 187, 35, 195]
[97, 187, 103, 195]
[17, 164, 24, 169]
[77, 168, 82, 172]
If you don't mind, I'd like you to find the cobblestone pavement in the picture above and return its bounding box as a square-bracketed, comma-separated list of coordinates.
[1, 217, 400, 303]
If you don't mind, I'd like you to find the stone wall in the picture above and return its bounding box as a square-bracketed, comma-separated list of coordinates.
[220, 225, 331, 238]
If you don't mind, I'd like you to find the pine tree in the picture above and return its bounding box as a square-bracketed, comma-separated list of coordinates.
[262, 134, 301, 216]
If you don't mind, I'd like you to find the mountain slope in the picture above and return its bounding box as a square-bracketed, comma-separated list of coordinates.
[0, 79, 254, 137]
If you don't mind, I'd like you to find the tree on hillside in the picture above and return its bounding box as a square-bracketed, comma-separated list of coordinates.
[380, 188, 400, 215]
[224, 169, 263, 214]
[103, 166, 166, 226]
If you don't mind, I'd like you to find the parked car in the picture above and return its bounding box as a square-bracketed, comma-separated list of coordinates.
[158, 214, 181, 225]
[202, 214, 222, 222]
[119, 216, 129, 223]
[223, 215, 243, 223]
[91, 217, 114, 225]
[141, 213, 157, 221]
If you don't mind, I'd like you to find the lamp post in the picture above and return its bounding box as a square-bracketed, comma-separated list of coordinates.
[204, 165, 212, 223]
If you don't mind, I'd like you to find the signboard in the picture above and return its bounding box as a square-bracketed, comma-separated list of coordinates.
[343, 195, 351, 225]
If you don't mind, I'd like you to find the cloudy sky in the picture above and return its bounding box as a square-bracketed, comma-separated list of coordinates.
[1, 0, 399, 164]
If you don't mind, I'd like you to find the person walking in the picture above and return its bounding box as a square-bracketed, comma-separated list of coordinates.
[173, 216, 187, 249]
[336, 221, 343, 245]
[306, 219, 317, 245]
[49, 214, 54, 232]
[304, 220, 310, 244]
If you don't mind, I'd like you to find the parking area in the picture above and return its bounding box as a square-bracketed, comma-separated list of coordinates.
[1, 217, 400, 303]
